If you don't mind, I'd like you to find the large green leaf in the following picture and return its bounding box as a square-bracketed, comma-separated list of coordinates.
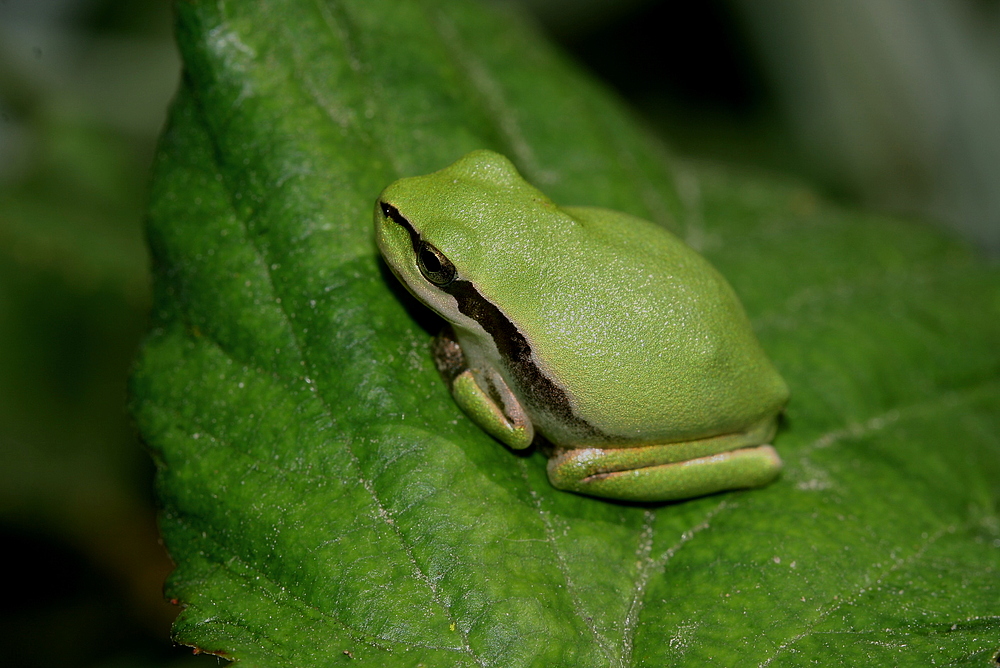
[132, 0, 1000, 665]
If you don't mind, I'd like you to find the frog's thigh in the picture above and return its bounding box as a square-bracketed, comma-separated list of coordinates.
[547, 440, 782, 502]
[451, 370, 534, 450]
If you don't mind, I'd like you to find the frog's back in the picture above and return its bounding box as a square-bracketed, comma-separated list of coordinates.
[500, 205, 788, 447]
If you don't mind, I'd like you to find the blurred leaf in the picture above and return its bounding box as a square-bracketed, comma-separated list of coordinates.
[132, 0, 1000, 665]
[0, 8, 188, 665]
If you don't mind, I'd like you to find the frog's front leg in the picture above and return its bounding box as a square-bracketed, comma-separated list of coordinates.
[432, 327, 534, 450]
[547, 420, 782, 502]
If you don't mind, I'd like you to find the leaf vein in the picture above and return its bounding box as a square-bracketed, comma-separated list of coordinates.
[170, 514, 471, 654]
[796, 378, 1000, 459]
[621, 500, 730, 667]
[757, 524, 953, 667]
[517, 458, 618, 667]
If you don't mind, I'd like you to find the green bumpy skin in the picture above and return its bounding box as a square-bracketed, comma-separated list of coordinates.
[374, 150, 789, 502]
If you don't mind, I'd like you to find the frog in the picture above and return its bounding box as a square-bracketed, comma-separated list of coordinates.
[374, 150, 789, 502]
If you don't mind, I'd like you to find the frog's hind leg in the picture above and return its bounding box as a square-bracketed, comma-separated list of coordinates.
[547, 418, 782, 502]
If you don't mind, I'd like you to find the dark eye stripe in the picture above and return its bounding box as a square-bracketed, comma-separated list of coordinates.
[380, 201, 457, 286]
[378, 200, 602, 440]
[380, 201, 421, 253]
[440, 279, 604, 441]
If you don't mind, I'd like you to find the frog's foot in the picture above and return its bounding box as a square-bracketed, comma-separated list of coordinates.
[432, 327, 534, 450]
[547, 425, 782, 502]
[450, 370, 534, 449]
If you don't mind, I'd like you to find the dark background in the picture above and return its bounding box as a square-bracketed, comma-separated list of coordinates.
[1, 0, 996, 665]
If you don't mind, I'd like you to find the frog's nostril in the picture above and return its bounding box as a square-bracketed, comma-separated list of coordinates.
[379, 200, 396, 220]
[381, 201, 416, 233]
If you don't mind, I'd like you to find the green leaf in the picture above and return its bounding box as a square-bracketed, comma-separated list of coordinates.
[132, 0, 1000, 665]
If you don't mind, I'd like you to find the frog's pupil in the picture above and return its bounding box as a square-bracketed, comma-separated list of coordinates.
[421, 248, 441, 273]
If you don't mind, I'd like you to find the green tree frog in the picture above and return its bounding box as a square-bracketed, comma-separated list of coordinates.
[374, 150, 789, 502]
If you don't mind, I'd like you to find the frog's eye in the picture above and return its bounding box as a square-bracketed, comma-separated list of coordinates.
[417, 241, 456, 287]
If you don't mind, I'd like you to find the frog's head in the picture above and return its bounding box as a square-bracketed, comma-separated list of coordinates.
[373, 150, 554, 321]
